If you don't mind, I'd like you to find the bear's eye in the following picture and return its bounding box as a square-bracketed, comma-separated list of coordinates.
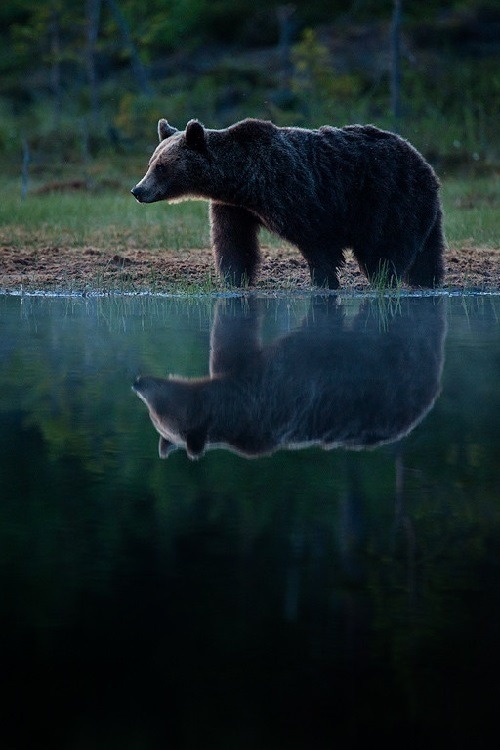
[155, 163, 168, 176]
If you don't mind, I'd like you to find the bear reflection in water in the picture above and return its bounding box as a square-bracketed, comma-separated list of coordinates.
[133, 297, 446, 460]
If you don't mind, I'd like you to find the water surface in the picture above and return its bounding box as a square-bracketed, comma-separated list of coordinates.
[1, 292, 499, 748]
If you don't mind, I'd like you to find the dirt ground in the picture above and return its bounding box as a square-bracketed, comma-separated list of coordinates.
[0, 243, 499, 294]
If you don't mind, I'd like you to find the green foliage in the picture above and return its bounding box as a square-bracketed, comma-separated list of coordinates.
[289, 28, 364, 123]
[0, 99, 18, 153]
[0, 0, 498, 168]
[114, 92, 170, 141]
[8, 0, 82, 78]
[400, 58, 500, 161]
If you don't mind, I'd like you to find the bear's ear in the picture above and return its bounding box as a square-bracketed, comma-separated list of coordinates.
[158, 119, 178, 142]
[185, 119, 207, 152]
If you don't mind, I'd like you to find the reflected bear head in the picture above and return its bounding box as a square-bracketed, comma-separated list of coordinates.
[133, 375, 210, 460]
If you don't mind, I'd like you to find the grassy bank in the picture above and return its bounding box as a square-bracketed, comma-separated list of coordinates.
[0, 168, 498, 254]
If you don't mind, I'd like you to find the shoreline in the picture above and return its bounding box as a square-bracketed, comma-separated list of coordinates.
[1, 244, 499, 296]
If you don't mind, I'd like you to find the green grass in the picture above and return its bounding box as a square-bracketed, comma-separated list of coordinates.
[368, 259, 405, 295]
[0, 167, 498, 252]
[0, 189, 210, 250]
[440, 174, 500, 248]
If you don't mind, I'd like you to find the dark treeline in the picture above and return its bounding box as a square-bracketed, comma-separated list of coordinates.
[0, 0, 498, 167]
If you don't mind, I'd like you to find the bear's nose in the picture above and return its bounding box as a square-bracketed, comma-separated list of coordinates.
[131, 185, 144, 201]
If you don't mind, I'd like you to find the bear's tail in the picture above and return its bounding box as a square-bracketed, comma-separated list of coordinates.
[407, 208, 446, 288]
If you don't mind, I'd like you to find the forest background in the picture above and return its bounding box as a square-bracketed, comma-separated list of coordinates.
[1, 0, 499, 172]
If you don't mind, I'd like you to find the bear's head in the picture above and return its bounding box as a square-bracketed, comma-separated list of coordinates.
[133, 375, 210, 459]
[131, 118, 211, 204]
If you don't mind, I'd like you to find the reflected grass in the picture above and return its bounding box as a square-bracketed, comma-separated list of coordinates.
[15, 268, 228, 297]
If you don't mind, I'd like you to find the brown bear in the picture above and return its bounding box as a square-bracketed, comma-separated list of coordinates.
[133, 296, 446, 459]
[131, 118, 446, 289]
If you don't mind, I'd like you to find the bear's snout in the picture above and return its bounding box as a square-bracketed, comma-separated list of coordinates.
[131, 185, 146, 202]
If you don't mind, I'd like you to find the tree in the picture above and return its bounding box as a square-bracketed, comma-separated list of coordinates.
[85, 0, 102, 131]
[105, 0, 152, 95]
[391, 0, 402, 126]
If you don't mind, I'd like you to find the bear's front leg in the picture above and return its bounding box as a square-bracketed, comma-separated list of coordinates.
[302, 248, 342, 290]
[210, 203, 262, 286]
[209, 298, 263, 376]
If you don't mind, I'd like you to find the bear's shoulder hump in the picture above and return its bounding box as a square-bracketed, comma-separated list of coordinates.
[341, 124, 398, 140]
[228, 118, 276, 143]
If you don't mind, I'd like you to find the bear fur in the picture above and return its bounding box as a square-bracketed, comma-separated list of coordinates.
[131, 118, 446, 289]
[133, 296, 446, 459]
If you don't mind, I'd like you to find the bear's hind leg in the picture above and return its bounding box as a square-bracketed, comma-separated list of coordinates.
[406, 211, 445, 288]
[210, 203, 261, 286]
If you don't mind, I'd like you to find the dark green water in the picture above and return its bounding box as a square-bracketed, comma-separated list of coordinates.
[1, 292, 499, 749]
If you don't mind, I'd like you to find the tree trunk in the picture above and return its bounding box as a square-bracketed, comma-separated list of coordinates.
[21, 139, 30, 201]
[276, 4, 296, 91]
[85, 0, 102, 131]
[105, 0, 152, 95]
[48, 8, 63, 131]
[391, 0, 402, 127]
